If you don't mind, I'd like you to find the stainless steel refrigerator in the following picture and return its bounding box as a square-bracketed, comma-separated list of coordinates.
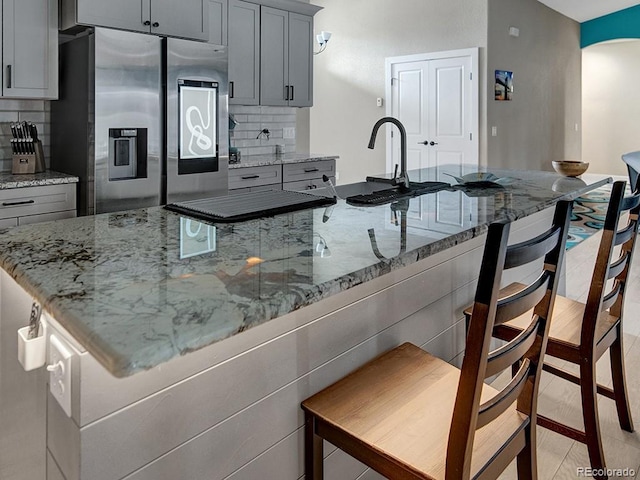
[52, 28, 229, 216]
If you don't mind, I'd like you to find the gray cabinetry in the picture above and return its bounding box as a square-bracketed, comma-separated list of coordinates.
[228, 164, 282, 193]
[1, 0, 58, 99]
[228, 0, 259, 105]
[152, 0, 208, 40]
[282, 160, 334, 191]
[73, 0, 147, 34]
[62, 0, 208, 41]
[208, 0, 228, 45]
[0, 183, 77, 226]
[259, 6, 312, 107]
[286, 12, 312, 107]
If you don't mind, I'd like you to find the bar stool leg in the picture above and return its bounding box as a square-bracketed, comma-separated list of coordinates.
[305, 412, 324, 480]
[580, 361, 607, 479]
[609, 326, 634, 432]
[516, 423, 536, 480]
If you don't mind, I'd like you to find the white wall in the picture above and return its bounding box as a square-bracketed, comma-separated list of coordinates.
[582, 40, 640, 177]
[308, 0, 489, 185]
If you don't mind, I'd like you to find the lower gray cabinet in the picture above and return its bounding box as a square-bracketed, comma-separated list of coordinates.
[282, 160, 335, 188]
[228, 164, 282, 192]
[228, 160, 335, 194]
[0, 183, 77, 226]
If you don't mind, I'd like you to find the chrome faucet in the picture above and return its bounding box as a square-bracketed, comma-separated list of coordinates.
[368, 117, 410, 190]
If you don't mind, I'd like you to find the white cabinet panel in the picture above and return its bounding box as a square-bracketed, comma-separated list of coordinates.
[2, 0, 58, 99]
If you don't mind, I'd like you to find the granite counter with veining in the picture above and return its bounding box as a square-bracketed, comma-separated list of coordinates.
[0, 167, 608, 377]
[228, 152, 338, 169]
[0, 170, 79, 189]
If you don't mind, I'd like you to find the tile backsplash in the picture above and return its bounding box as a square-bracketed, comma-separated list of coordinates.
[0, 100, 50, 172]
[0, 102, 291, 172]
[229, 105, 296, 157]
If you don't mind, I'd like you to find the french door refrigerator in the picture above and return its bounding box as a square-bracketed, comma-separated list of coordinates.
[52, 27, 229, 216]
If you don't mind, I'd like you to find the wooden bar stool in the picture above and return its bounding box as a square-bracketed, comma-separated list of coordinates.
[301, 200, 573, 480]
[466, 180, 640, 479]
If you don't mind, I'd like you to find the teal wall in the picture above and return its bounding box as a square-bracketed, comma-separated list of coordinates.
[581, 5, 640, 48]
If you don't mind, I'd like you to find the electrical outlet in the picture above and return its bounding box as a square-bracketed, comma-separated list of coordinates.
[376, 97, 383, 107]
[491, 126, 498, 137]
[283, 127, 295, 139]
[48, 334, 73, 417]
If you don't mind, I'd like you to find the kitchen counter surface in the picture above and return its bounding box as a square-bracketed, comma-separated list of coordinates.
[228, 152, 338, 169]
[0, 167, 609, 377]
[0, 170, 79, 189]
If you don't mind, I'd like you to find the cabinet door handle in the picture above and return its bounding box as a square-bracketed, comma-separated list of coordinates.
[3, 199, 35, 207]
[143, 20, 151, 26]
[6, 65, 11, 88]
[285, 85, 290, 101]
[304, 168, 319, 173]
[241, 175, 260, 180]
[290, 85, 294, 101]
[229, 81, 234, 99]
[152, 22, 160, 28]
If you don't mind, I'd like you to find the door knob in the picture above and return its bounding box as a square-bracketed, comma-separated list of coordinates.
[152, 22, 160, 28]
[430, 141, 438, 146]
[143, 20, 151, 26]
[419, 141, 429, 145]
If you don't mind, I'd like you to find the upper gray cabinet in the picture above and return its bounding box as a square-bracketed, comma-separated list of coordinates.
[61, 0, 208, 41]
[209, 0, 228, 45]
[1, 0, 58, 99]
[228, 0, 259, 105]
[260, 6, 312, 107]
[152, 0, 208, 40]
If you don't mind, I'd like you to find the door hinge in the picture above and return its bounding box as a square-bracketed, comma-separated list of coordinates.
[470, 133, 472, 141]
[470, 72, 473, 80]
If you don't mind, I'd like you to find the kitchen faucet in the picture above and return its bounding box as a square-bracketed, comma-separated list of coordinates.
[367, 117, 410, 190]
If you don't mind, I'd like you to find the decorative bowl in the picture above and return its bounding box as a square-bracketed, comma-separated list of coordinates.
[552, 160, 589, 177]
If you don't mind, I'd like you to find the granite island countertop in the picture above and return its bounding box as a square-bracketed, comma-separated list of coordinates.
[0, 170, 79, 189]
[228, 152, 338, 169]
[0, 167, 609, 377]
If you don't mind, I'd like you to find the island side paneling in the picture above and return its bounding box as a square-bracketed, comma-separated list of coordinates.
[43, 207, 555, 480]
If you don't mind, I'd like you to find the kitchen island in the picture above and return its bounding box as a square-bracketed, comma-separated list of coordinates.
[0, 167, 608, 480]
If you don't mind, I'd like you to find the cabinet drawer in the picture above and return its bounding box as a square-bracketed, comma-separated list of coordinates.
[0, 217, 18, 228]
[0, 184, 76, 220]
[283, 176, 334, 192]
[282, 160, 335, 182]
[18, 210, 76, 226]
[229, 165, 282, 189]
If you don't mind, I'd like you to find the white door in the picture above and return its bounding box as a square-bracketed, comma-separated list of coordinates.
[386, 49, 479, 234]
[386, 49, 478, 179]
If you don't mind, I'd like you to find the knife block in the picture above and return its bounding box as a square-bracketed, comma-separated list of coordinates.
[12, 140, 45, 174]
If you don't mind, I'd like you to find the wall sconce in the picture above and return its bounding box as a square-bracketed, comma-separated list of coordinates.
[314, 31, 332, 55]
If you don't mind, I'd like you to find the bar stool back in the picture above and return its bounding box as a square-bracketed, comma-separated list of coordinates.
[486, 180, 640, 479]
[301, 200, 572, 480]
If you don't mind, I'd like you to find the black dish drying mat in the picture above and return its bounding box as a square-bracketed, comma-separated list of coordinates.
[165, 189, 337, 223]
[346, 181, 451, 206]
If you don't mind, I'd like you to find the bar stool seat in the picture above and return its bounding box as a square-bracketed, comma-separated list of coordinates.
[303, 342, 529, 479]
[302, 200, 574, 480]
[475, 290, 620, 360]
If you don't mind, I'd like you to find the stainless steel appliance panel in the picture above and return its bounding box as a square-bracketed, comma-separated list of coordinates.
[166, 39, 229, 204]
[94, 28, 162, 214]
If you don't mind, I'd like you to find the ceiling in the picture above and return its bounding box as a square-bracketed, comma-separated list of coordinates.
[537, 0, 640, 22]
